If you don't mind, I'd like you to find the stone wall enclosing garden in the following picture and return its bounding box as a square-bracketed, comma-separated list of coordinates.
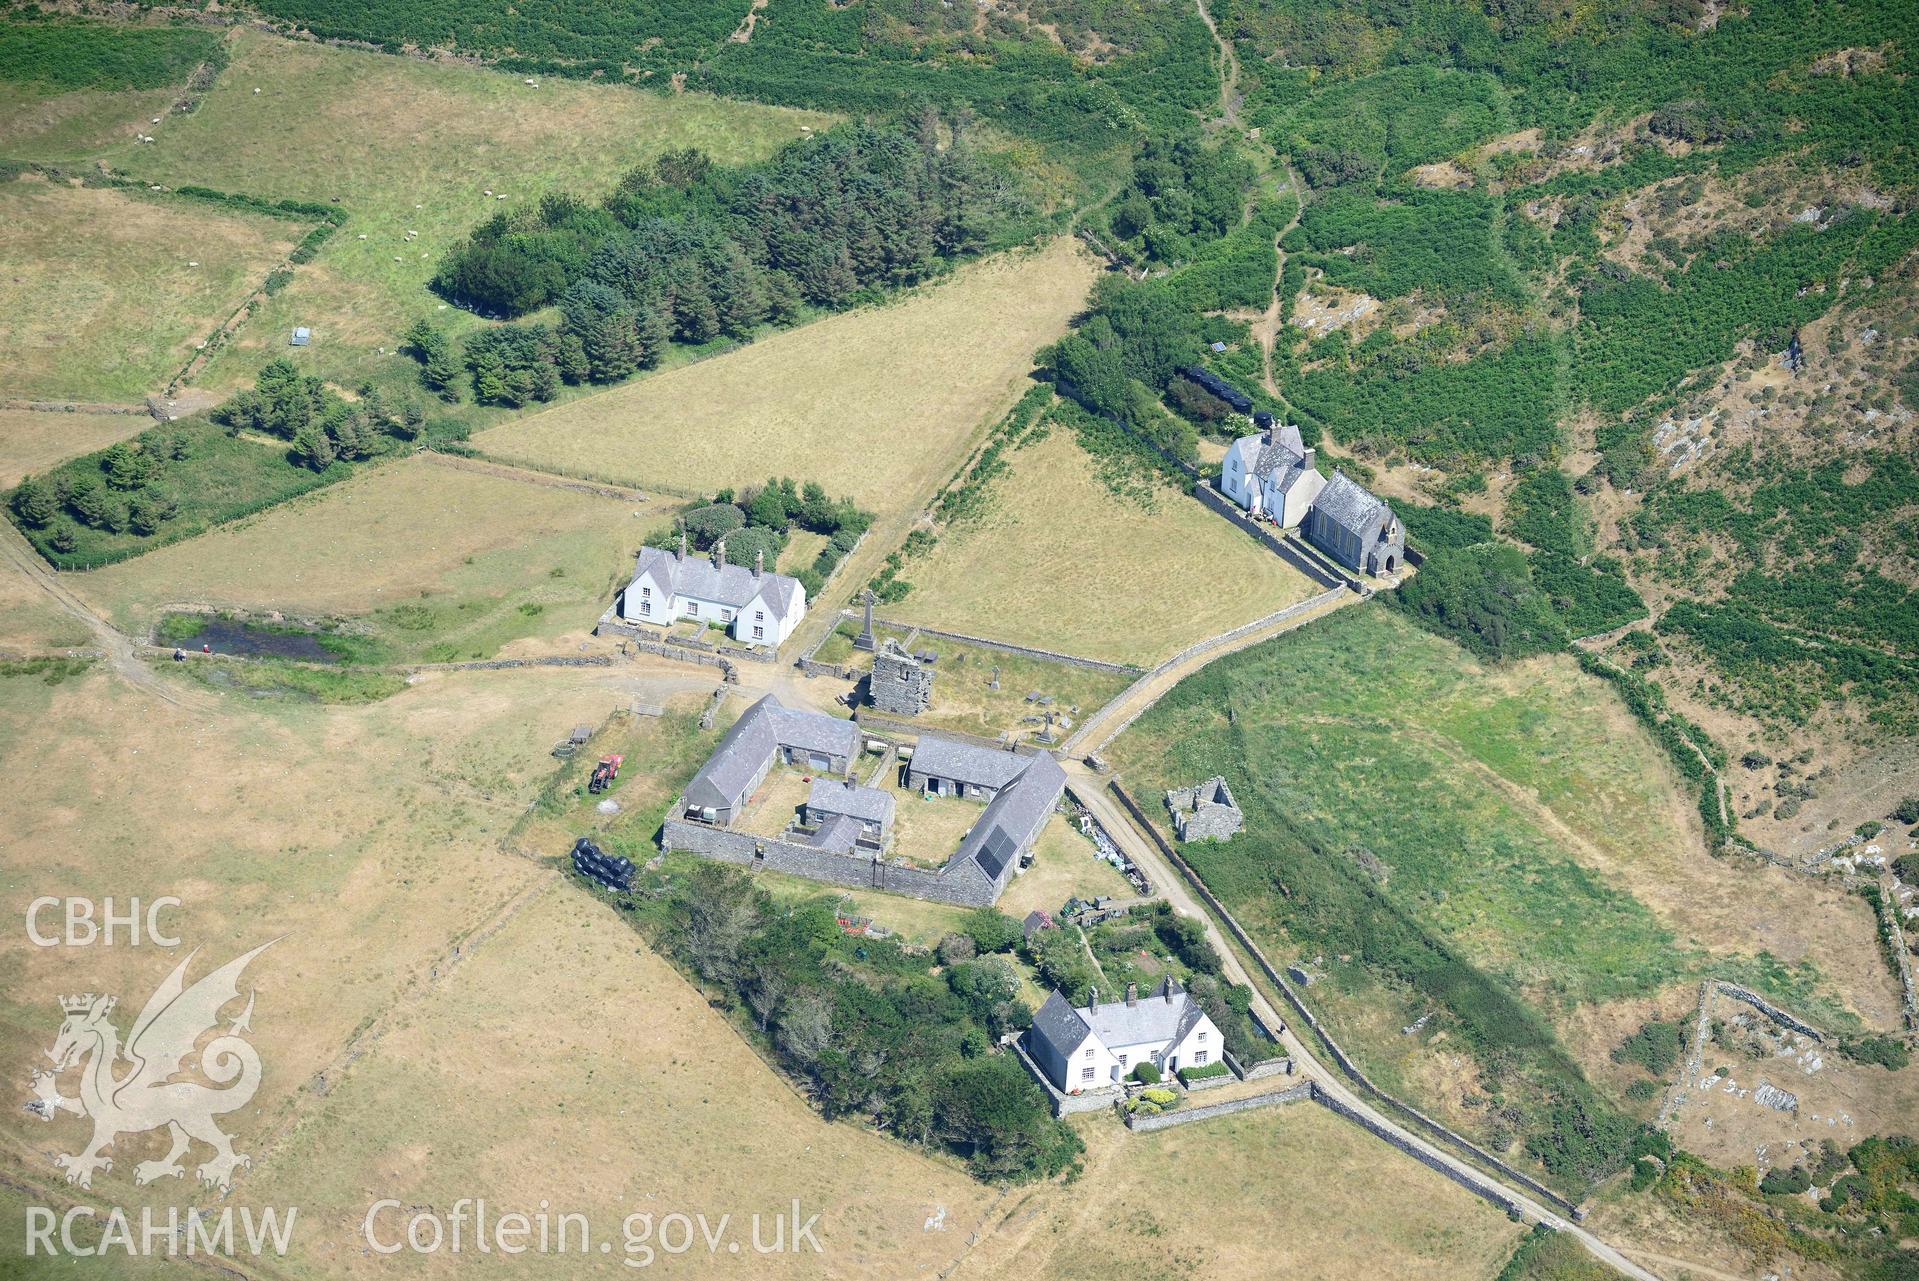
[661, 818, 998, 907]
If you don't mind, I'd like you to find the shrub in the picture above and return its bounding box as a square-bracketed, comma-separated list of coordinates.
[1892, 796, 1919, 825]
[964, 908, 1022, 954]
[1839, 1035, 1910, 1071]
[1130, 1062, 1161, 1084]
[1760, 1165, 1811, 1195]
[1855, 821, 1882, 839]
[1177, 1060, 1231, 1083]
[1894, 854, 1919, 884]
[936, 932, 977, 965]
[1628, 1157, 1662, 1192]
[1612, 1020, 1684, 1076]
[1140, 1086, 1178, 1106]
[1625, 1079, 1656, 1102]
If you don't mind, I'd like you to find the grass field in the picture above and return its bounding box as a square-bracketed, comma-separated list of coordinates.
[0, 79, 185, 162]
[888, 427, 1319, 666]
[0, 661, 627, 1193]
[231, 882, 1000, 1279]
[0, 174, 299, 400]
[98, 30, 834, 396]
[0, 556, 91, 655]
[970, 1104, 1525, 1280]
[473, 240, 1098, 515]
[1104, 605, 1894, 1183]
[73, 455, 655, 660]
[0, 407, 149, 486]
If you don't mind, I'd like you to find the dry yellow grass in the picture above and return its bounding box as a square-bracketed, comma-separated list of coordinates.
[0, 551, 92, 654]
[970, 1103, 1526, 1280]
[474, 240, 1098, 514]
[72, 455, 652, 636]
[0, 175, 297, 400]
[0, 662, 625, 1191]
[233, 884, 1000, 1279]
[891, 427, 1318, 665]
[0, 407, 151, 486]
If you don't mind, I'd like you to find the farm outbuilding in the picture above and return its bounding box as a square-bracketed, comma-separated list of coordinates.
[290, 327, 311, 346]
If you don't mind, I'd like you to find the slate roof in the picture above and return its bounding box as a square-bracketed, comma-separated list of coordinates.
[632, 546, 800, 616]
[807, 813, 863, 853]
[1029, 990, 1093, 1061]
[1311, 471, 1389, 538]
[807, 777, 894, 826]
[911, 735, 1033, 791]
[1079, 979, 1206, 1051]
[1229, 424, 1315, 488]
[945, 750, 1066, 885]
[683, 695, 858, 813]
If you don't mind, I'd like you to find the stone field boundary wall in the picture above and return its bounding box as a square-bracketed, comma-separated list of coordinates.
[1107, 779, 1584, 1220]
[1068, 585, 1348, 755]
[1713, 980, 1829, 1043]
[1193, 480, 1352, 589]
[662, 818, 999, 907]
[870, 616, 1146, 676]
[1123, 1082, 1313, 1132]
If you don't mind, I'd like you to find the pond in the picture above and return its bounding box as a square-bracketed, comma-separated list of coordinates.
[167, 617, 338, 663]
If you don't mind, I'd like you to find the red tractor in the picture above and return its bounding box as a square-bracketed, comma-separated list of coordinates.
[588, 754, 624, 794]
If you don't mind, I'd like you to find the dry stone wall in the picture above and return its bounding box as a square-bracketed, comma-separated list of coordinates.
[661, 819, 999, 907]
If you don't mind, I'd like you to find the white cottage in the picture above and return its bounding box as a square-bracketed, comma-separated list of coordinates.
[1027, 978, 1222, 1092]
[1219, 412, 1326, 529]
[621, 540, 805, 649]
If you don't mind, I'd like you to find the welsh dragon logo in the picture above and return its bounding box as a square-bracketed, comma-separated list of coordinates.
[27, 940, 276, 1191]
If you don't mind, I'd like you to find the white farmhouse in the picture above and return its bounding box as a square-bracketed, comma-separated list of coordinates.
[621, 539, 806, 649]
[1027, 978, 1222, 1093]
[1220, 411, 1326, 529]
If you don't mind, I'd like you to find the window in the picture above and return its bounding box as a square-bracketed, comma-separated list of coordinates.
[640, 586, 651, 598]
[1081, 1067, 1095, 1083]
[752, 626, 764, 640]
[1116, 1054, 1128, 1068]
[639, 602, 650, 616]
[1197, 1031, 1207, 1043]
[1194, 1051, 1208, 1065]
[721, 609, 733, 621]
[755, 611, 764, 621]
[1084, 1047, 1095, 1058]
[686, 602, 698, 617]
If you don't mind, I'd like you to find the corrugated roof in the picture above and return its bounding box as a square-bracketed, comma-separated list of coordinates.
[911, 734, 1032, 791]
[807, 777, 894, 825]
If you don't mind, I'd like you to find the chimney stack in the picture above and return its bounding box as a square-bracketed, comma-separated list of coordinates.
[1162, 976, 1177, 1003]
[1302, 446, 1316, 472]
[754, 549, 764, 578]
[713, 540, 726, 571]
[1125, 983, 1138, 1008]
[678, 526, 688, 560]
